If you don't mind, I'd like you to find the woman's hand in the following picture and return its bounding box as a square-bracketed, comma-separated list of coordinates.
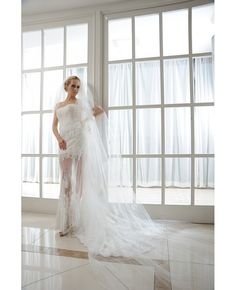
[93, 105, 104, 116]
[58, 137, 67, 150]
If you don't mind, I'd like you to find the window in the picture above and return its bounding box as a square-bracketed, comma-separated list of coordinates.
[105, 3, 214, 205]
[22, 22, 89, 199]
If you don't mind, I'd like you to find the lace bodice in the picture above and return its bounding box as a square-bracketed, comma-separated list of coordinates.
[56, 101, 84, 159]
[56, 102, 82, 133]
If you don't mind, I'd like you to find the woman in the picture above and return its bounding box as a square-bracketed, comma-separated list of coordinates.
[52, 76, 104, 237]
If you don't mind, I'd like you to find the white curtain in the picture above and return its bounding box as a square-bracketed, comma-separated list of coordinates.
[164, 58, 190, 103]
[193, 56, 214, 102]
[108, 57, 214, 189]
[108, 63, 132, 106]
[42, 157, 60, 184]
[136, 61, 161, 105]
[22, 57, 214, 192]
[22, 157, 39, 183]
[108, 109, 133, 155]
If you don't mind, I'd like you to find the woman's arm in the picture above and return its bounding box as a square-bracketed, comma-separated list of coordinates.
[93, 105, 104, 117]
[52, 110, 67, 150]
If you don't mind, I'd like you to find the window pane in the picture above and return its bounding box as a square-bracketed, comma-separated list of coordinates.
[135, 14, 159, 58]
[66, 66, 87, 86]
[22, 157, 39, 197]
[22, 72, 40, 111]
[42, 113, 58, 154]
[136, 61, 161, 105]
[108, 18, 132, 61]
[66, 24, 88, 65]
[22, 114, 40, 154]
[108, 110, 132, 154]
[136, 158, 161, 204]
[137, 108, 161, 154]
[192, 4, 214, 53]
[193, 57, 214, 103]
[195, 106, 214, 154]
[66, 66, 88, 97]
[44, 27, 64, 67]
[23, 31, 41, 70]
[108, 158, 133, 203]
[164, 58, 190, 104]
[195, 157, 214, 205]
[42, 157, 60, 199]
[43, 70, 63, 110]
[165, 107, 191, 154]
[163, 9, 188, 56]
[108, 63, 132, 106]
[165, 158, 191, 205]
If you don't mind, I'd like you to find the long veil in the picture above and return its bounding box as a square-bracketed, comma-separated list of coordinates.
[54, 79, 171, 289]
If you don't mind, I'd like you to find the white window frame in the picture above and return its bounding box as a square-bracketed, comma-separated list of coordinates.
[21, 16, 94, 201]
[103, 1, 214, 209]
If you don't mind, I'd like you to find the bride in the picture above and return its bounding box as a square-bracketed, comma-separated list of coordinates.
[52, 75, 168, 288]
[52, 75, 104, 238]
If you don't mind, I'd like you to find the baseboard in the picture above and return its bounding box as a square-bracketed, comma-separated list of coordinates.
[22, 197, 214, 223]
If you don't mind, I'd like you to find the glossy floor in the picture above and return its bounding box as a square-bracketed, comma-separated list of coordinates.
[22, 212, 214, 290]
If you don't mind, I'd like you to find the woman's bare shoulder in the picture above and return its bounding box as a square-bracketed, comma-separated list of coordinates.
[55, 101, 65, 110]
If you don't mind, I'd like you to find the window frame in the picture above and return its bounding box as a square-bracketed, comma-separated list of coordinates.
[103, 1, 214, 206]
[21, 17, 94, 199]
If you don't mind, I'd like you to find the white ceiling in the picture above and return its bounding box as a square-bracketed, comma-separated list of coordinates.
[22, 0, 136, 16]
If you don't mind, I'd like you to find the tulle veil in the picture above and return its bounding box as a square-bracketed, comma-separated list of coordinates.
[53, 78, 171, 289]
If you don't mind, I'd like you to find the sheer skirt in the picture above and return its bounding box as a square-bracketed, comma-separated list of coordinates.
[55, 150, 84, 235]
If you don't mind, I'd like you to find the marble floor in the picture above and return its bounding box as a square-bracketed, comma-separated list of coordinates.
[22, 212, 214, 290]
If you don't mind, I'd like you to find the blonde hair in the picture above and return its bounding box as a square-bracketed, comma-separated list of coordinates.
[64, 76, 81, 92]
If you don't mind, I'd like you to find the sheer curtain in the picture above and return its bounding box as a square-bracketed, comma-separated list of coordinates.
[108, 57, 214, 189]
[22, 57, 214, 195]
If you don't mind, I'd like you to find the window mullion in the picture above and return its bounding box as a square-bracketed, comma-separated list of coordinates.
[132, 16, 136, 203]
[63, 26, 67, 80]
[159, 12, 165, 206]
[39, 29, 44, 199]
[189, 7, 195, 206]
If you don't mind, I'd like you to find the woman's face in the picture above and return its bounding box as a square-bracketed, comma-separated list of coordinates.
[67, 79, 80, 96]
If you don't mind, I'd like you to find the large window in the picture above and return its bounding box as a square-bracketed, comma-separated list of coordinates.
[105, 3, 214, 205]
[22, 22, 89, 199]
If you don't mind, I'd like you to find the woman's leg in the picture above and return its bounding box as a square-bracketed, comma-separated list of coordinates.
[76, 156, 83, 200]
[59, 156, 72, 236]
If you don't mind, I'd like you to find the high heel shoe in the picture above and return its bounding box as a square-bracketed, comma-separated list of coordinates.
[59, 225, 71, 237]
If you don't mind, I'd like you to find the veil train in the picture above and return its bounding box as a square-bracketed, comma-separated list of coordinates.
[54, 79, 171, 289]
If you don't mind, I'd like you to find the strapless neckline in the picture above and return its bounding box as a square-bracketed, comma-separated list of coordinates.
[56, 101, 79, 112]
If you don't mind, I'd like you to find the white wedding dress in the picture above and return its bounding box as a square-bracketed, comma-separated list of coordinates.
[54, 93, 168, 289]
